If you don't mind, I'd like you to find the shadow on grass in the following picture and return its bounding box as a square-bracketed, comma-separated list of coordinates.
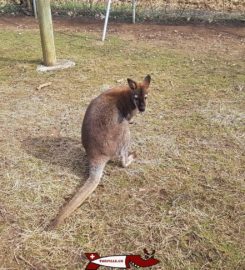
[21, 136, 88, 178]
[0, 57, 41, 65]
[21, 136, 92, 228]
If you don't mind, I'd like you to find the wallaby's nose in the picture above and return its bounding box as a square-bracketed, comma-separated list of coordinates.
[139, 107, 145, 112]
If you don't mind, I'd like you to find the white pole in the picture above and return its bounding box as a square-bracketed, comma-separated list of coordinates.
[102, 0, 112, 42]
[132, 0, 136, 24]
[33, 0, 37, 19]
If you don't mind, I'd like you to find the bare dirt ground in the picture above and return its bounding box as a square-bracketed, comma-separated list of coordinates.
[0, 15, 244, 270]
[0, 14, 244, 41]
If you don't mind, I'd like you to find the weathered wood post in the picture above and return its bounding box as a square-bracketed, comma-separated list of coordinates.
[36, 0, 56, 66]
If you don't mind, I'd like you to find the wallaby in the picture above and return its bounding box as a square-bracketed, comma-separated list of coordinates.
[48, 75, 151, 228]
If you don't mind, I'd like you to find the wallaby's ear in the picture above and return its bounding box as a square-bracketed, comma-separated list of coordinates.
[143, 75, 151, 89]
[127, 78, 137, 90]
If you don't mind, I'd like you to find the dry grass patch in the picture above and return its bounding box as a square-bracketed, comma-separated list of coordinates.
[0, 22, 245, 270]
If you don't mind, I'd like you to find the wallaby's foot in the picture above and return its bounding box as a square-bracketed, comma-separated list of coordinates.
[130, 151, 137, 159]
[125, 154, 134, 167]
[129, 117, 134, 124]
[122, 151, 136, 168]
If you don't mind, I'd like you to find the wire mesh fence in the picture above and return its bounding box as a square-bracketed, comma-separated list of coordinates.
[50, 0, 245, 12]
[1, 0, 245, 23]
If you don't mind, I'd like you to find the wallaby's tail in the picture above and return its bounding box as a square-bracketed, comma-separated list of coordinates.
[47, 162, 106, 229]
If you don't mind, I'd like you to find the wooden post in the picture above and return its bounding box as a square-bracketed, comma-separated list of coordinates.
[37, 0, 56, 66]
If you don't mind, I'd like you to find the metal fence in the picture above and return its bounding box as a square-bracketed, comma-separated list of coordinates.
[50, 0, 245, 12]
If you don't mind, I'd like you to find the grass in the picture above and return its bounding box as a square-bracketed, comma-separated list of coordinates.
[0, 20, 245, 270]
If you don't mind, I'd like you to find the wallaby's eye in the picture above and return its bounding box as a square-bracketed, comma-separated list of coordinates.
[134, 94, 139, 100]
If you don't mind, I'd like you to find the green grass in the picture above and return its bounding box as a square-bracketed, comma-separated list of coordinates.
[0, 23, 244, 270]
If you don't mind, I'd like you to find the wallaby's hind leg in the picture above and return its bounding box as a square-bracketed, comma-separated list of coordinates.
[121, 148, 136, 168]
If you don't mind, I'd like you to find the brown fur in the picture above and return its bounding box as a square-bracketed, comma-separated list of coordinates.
[48, 75, 151, 229]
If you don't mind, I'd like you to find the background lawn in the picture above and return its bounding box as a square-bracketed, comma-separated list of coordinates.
[0, 16, 244, 269]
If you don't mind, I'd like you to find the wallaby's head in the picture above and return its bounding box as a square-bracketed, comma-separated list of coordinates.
[127, 75, 151, 112]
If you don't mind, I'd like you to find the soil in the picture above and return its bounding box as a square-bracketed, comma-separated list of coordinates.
[0, 15, 244, 42]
